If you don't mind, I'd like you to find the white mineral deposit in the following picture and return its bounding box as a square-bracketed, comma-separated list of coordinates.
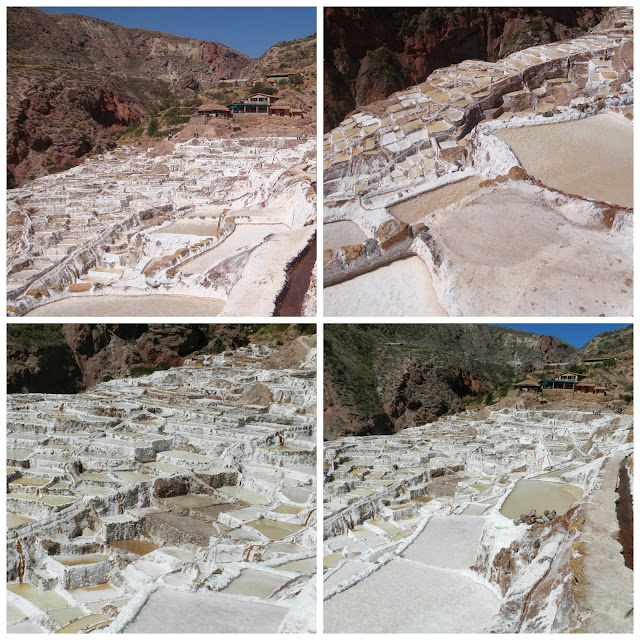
[323, 7, 633, 317]
[323, 408, 633, 633]
[7, 343, 317, 633]
[7, 136, 316, 317]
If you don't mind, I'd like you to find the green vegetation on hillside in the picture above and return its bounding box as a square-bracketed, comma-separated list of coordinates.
[7, 324, 66, 350]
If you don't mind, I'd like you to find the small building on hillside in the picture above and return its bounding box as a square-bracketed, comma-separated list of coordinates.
[230, 93, 279, 115]
[270, 105, 291, 117]
[513, 380, 542, 393]
[575, 381, 608, 395]
[191, 103, 232, 122]
[541, 379, 576, 391]
[291, 108, 304, 119]
[266, 73, 294, 86]
[218, 78, 252, 88]
[583, 358, 607, 367]
[558, 372, 587, 382]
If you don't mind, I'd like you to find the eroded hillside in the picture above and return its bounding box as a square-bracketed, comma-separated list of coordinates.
[323, 324, 576, 439]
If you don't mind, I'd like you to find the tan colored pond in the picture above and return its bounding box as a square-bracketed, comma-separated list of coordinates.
[389, 176, 485, 224]
[277, 557, 317, 573]
[153, 219, 220, 236]
[323, 552, 343, 570]
[246, 519, 302, 540]
[494, 113, 632, 206]
[271, 504, 304, 515]
[324, 221, 368, 251]
[220, 568, 289, 598]
[26, 295, 225, 317]
[7, 513, 36, 527]
[500, 479, 583, 520]
[108, 540, 159, 556]
[53, 553, 109, 566]
[218, 486, 270, 506]
[8, 583, 70, 610]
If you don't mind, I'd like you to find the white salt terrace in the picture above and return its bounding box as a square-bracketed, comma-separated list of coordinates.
[7, 343, 317, 634]
[323, 7, 633, 317]
[323, 407, 633, 633]
[7, 136, 316, 317]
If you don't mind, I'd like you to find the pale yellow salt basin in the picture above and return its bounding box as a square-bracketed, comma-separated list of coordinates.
[500, 479, 583, 520]
[324, 256, 447, 317]
[494, 113, 632, 207]
[25, 295, 225, 317]
[389, 176, 485, 224]
[324, 221, 368, 251]
[246, 519, 302, 540]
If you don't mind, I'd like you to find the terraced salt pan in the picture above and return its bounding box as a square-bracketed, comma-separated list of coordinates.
[122, 589, 286, 633]
[218, 486, 270, 506]
[152, 219, 221, 236]
[25, 295, 225, 317]
[388, 176, 485, 224]
[324, 256, 447, 317]
[7, 345, 317, 633]
[494, 114, 633, 206]
[246, 519, 302, 540]
[221, 568, 290, 598]
[403, 515, 486, 570]
[324, 559, 499, 633]
[499, 478, 583, 520]
[323, 221, 368, 251]
[179, 224, 289, 274]
[428, 186, 632, 316]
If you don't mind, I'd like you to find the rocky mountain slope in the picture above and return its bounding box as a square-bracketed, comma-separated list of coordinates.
[241, 34, 316, 79]
[7, 324, 314, 394]
[576, 325, 633, 361]
[324, 6, 606, 130]
[324, 324, 575, 439]
[7, 8, 315, 187]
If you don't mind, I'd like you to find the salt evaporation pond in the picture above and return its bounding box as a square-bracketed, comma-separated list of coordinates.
[389, 176, 485, 224]
[153, 219, 222, 236]
[499, 479, 583, 520]
[25, 295, 225, 317]
[108, 540, 159, 556]
[323, 221, 368, 251]
[494, 113, 633, 206]
[324, 559, 499, 632]
[180, 224, 289, 274]
[324, 256, 447, 317]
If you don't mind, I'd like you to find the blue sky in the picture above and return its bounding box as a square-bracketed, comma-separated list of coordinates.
[491, 324, 631, 348]
[37, 7, 317, 58]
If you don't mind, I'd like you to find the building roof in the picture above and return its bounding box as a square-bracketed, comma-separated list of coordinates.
[514, 379, 541, 387]
[197, 103, 230, 113]
[271, 105, 291, 109]
[249, 93, 277, 99]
